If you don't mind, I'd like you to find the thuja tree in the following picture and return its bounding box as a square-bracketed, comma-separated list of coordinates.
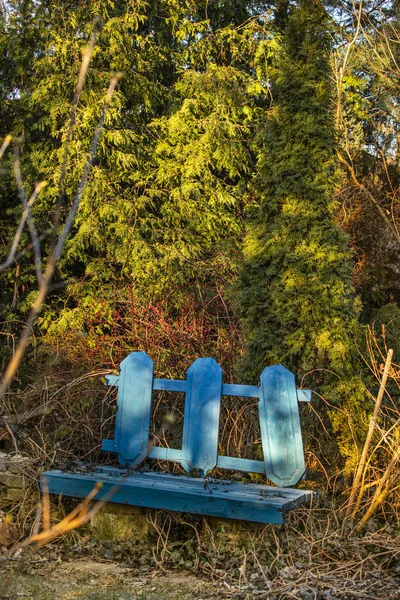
[0, 0, 260, 375]
[0, 0, 51, 368]
[236, 0, 364, 461]
[0, 0, 194, 369]
[39, 9, 273, 374]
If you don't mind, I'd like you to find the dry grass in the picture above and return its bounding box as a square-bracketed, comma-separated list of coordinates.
[0, 322, 399, 600]
[346, 327, 400, 528]
[3, 496, 400, 599]
[1, 325, 399, 540]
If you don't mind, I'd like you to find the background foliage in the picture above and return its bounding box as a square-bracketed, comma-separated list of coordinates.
[0, 0, 399, 478]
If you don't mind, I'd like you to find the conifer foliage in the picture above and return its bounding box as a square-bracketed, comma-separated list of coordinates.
[236, 0, 361, 381]
[1, 0, 399, 468]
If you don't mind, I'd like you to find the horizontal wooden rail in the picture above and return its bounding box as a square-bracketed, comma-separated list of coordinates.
[105, 375, 311, 402]
[102, 440, 267, 475]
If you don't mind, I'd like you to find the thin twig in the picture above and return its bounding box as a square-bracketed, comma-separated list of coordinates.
[13, 146, 44, 285]
[337, 152, 400, 245]
[0, 76, 120, 399]
[335, 0, 363, 130]
[356, 446, 400, 531]
[0, 134, 12, 159]
[51, 28, 98, 240]
[0, 181, 47, 272]
[52, 74, 121, 264]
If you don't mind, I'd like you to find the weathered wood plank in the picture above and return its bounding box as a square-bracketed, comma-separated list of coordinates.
[222, 384, 259, 397]
[152, 380, 261, 398]
[42, 470, 312, 524]
[105, 374, 119, 387]
[148, 446, 183, 461]
[259, 365, 306, 487]
[115, 352, 153, 467]
[153, 379, 186, 392]
[181, 358, 222, 474]
[102, 447, 266, 475]
[91, 468, 311, 502]
[296, 389, 312, 402]
[216, 455, 265, 474]
[106, 375, 311, 402]
[101, 439, 116, 452]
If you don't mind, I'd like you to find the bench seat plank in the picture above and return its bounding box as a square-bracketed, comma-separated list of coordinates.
[92, 468, 309, 502]
[41, 469, 312, 525]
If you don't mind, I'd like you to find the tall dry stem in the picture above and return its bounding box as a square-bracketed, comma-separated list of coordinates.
[347, 348, 394, 517]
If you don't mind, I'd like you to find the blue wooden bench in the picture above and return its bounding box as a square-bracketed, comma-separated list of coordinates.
[41, 352, 313, 524]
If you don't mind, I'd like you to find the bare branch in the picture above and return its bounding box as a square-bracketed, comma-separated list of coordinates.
[0, 134, 12, 160]
[335, 0, 364, 130]
[1, 26, 97, 277]
[53, 74, 121, 264]
[13, 146, 44, 285]
[52, 27, 98, 240]
[337, 151, 400, 246]
[12, 229, 52, 264]
[0, 181, 47, 272]
[0, 75, 120, 398]
[346, 348, 394, 517]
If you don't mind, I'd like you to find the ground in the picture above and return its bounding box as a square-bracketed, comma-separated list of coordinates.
[0, 559, 217, 600]
[1, 550, 400, 600]
[1, 502, 400, 599]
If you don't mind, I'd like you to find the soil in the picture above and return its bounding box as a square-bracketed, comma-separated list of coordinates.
[0, 559, 218, 600]
[1, 554, 400, 600]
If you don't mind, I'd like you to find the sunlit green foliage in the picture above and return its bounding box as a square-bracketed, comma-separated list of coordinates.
[0, 1, 271, 371]
[0, 0, 399, 470]
[237, 0, 361, 379]
[234, 0, 369, 462]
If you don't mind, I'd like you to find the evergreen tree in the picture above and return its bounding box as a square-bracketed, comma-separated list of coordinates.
[0, 0, 49, 367]
[37, 5, 271, 370]
[236, 0, 362, 440]
[0, 0, 263, 373]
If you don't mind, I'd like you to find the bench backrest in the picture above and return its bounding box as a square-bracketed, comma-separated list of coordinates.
[102, 352, 311, 487]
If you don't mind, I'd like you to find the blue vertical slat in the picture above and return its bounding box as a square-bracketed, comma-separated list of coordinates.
[181, 358, 222, 475]
[259, 364, 305, 487]
[115, 352, 153, 467]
